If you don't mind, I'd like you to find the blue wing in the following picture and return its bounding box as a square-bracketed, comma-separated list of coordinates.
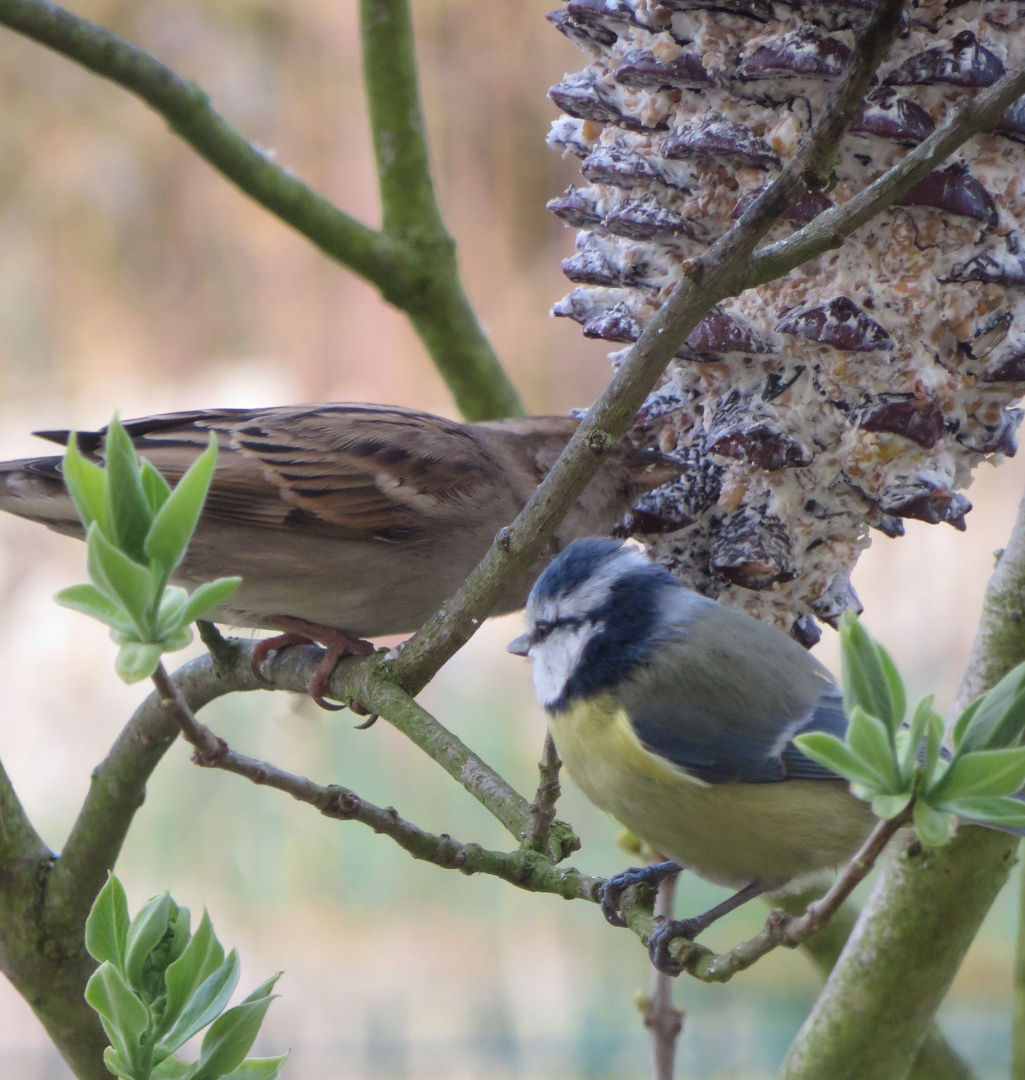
[627, 679, 849, 785]
[617, 601, 850, 786]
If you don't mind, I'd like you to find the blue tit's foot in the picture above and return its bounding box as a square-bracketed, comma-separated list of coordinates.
[600, 861, 681, 928]
[647, 880, 770, 976]
[647, 916, 705, 976]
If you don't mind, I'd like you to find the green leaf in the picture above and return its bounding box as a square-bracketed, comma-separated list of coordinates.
[54, 583, 135, 634]
[85, 963, 150, 1073]
[87, 524, 156, 635]
[63, 432, 109, 534]
[152, 1056, 196, 1079]
[952, 697, 983, 751]
[180, 578, 242, 627]
[192, 993, 277, 1080]
[957, 661, 1025, 752]
[158, 626, 194, 653]
[156, 587, 191, 635]
[839, 612, 903, 730]
[877, 645, 906, 733]
[792, 732, 888, 791]
[116, 642, 164, 683]
[930, 747, 1025, 802]
[104, 416, 152, 563]
[125, 892, 173, 994]
[846, 707, 901, 792]
[913, 800, 955, 847]
[871, 792, 913, 819]
[939, 795, 1025, 829]
[922, 708, 946, 787]
[159, 910, 224, 1040]
[144, 436, 218, 575]
[239, 973, 281, 1005]
[165, 906, 192, 970]
[221, 1054, 290, 1080]
[102, 1046, 135, 1080]
[158, 950, 239, 1056]
[899, 696, 936, 781]
[141, 458, 173, 514]
[85, 874, 131, 972]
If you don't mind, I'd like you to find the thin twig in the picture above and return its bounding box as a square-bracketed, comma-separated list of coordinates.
[145, 659, 601, 901]
[644, 872, 684, 1080]
[523, 733, 567, 857]
[346, 664, 578, 857]
[150, 662, 224, 764]
[781, 808, 913, 942]
[0, 0, 522, 419]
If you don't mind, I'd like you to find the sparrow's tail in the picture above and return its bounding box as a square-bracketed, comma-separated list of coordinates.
[0, 455, 84, 539]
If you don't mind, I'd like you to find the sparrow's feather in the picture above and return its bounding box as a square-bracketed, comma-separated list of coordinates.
[3, 403, 672, 637]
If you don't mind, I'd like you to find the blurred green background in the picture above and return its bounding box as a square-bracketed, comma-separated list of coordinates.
[1, 2, 1024, 1077]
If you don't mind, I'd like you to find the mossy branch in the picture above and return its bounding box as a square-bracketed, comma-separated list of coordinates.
[0, 0, 523, 420]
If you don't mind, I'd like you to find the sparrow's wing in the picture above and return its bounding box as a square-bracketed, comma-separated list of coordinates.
[618, 601, 848, 785]
[34, 404, 499, 542]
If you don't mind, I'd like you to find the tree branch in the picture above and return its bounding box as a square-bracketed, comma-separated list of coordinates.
[752, 61, 1025, 286]
[344, 663, 579, 859]
[0, 756, 49, 870]
[360, 0, 445, 239]
[522, 732, 566, 857]
[644, 873, 684, 1080]
[356, 0, 523, 418]
[0, 0, 523, 420]
[780, 483, 1025, 1080]
[147, 659, 601, 901]
[774, 889, 978, 1080]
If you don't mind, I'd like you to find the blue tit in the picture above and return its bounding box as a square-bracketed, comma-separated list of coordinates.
[507, 537, 877, 974]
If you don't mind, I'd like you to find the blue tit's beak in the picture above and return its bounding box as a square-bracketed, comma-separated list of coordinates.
[507, 632, 532, 657]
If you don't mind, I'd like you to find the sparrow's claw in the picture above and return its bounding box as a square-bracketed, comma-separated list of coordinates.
[255, 617, 376, 709]
[599, 861, 681, 928]
[349, 700, 379, 729]
[646, 916, 702, 977]
[251, 632, 311, 685]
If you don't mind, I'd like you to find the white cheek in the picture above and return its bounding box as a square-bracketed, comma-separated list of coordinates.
[531, 624, 592, 708]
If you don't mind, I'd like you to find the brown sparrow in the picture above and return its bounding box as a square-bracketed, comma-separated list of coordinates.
[0, 404, 675, 703]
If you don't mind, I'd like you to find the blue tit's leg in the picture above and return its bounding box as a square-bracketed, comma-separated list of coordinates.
[648, 880, 768, 976]
[600, 861, 682, 928]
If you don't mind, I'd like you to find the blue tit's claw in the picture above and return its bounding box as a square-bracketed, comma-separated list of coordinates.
[647, 916, 702, 977]
[599, 861, 681, 928]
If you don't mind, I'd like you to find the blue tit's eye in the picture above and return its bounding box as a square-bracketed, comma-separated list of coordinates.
[533, 620, 552, 640]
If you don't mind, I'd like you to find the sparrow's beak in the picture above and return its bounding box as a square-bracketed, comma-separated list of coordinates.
[507, 633, 532, 657]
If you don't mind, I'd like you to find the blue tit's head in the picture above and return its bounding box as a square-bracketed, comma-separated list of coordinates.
[508, 537, 699, 711]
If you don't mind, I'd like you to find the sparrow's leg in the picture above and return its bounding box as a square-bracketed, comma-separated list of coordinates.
[647, 880, 768, 976]
[251, 616, 376, 710]
[599, 861, 681, 928]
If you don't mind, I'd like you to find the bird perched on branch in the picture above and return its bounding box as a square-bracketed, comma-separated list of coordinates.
[508, 537, 878, 974]
[0, 404, 676, 705]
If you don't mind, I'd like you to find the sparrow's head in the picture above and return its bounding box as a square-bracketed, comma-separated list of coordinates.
[507, 538, 695, 711]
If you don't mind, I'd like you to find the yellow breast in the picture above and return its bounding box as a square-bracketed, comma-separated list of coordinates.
[548, 692, 875, 890]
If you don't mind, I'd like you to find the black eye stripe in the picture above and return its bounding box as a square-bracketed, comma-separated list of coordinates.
[534, 616, 584, 640]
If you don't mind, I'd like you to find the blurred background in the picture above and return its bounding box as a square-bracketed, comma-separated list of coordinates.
[0, 1, 1023, 1077]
